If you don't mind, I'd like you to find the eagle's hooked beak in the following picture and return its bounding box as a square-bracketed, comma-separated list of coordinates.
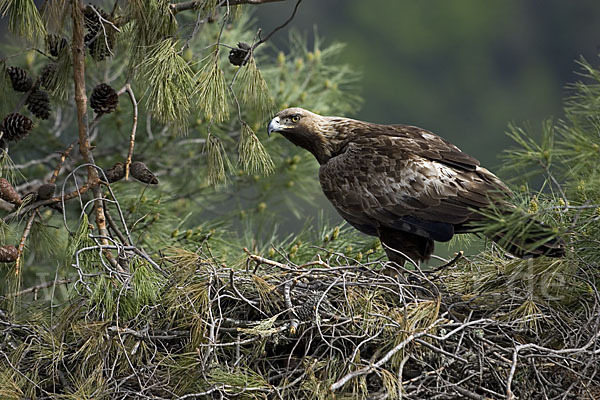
[267, 116, 281, 136]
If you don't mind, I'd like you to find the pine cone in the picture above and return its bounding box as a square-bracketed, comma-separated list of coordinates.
[84, 5, 109, 34]
[46, 34, 68, 57]
[90, 83, 118, 114]
[37, 183, 56, 200]
[84, 31, 96, 44]
[84, 5, 114, 60]
[26, 90, 51, 120]
[1, 113, 33, 142]
[88, 33, 114, 61]
[39, 63, 57, 90]
[0, 245, 18, 263]
[0, 178, 22, 205]
[7, 66, 33, 92]
[104, 162, 125, 183]
[229, 42, 251, 67]
[130, 161, 159, 185]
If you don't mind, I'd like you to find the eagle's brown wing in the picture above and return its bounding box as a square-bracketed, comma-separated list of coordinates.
[318, 132, 508, 243]
[385, 124, 483, 171]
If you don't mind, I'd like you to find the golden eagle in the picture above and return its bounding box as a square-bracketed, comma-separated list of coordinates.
[267, 107, 564, 265]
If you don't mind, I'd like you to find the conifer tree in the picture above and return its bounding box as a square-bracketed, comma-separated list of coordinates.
[0, 1, 599, 398]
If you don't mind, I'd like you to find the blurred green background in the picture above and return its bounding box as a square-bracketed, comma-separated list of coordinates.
[256, 0, 600, 169]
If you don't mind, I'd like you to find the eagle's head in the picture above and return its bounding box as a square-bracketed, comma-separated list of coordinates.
[267, 107, 348, 164]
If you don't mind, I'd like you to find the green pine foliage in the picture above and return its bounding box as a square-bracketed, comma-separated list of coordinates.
[238, 121, 274, 175]
[263, 33, 363, 115]
[127, 0, 177, 64]
[0, 0, 599, 398]
[138, 39, 196, 127]
[196, 49, 229, 123]
[45, 50, 73, 99]
[0, 0, 45, 41]
[204, 132, 230, 185]
[235, 57, 276, 120]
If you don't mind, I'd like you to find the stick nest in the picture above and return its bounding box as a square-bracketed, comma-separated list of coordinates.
[0, 245, 599, 399]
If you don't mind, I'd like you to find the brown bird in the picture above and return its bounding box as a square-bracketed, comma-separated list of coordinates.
[267, 107, 564, 265]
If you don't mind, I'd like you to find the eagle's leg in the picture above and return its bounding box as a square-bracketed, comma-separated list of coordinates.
[377, 228, 434, 266]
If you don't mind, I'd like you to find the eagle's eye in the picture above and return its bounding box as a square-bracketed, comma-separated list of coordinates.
[291, 115, 300, 123]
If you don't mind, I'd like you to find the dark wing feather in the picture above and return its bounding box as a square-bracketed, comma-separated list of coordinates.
[319, 135, 508, 243]
[353, 123, 482, 171]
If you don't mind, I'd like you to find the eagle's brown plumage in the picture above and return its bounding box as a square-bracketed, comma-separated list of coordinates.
[268, 107, 565, 265]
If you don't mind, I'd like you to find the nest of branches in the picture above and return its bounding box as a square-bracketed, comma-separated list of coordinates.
[1, 238, 599, 399]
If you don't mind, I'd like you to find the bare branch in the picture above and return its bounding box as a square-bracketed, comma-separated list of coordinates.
[117, 84, 138, 180]
[3, 278, 74, 298]
[14, 211, 36, 276]
[251, 0, 302, 51]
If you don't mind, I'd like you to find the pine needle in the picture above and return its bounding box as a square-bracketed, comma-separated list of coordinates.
[208, 365, 271, 393]
[48, 48, 72, 99]
[196, 51, 229, 123]
[138, 39, 195, 129]
[229, 4, 242, 20]
[507, 298, 543, 331]
[30, 221, 64, 260]
[89, 275, 117, 319]
[128, 0, 177, 64]
[0, 219, 15, 245]
[381, 369, 399, 400]
[235, 58, 275, 121]
[251, 274, 282, 313]
[65, 213, 98, 272]
[0, 0, 46, 42]
[204, 133, 230, 185]
[66, 214, 89, 260]
[237, 314, 278, 336]
[41, 0, 68, 34]
[238, 122, 274, 175]
[0, 149, 22, 184]
[120, 259, 165, 320]
[0, 369, 25, 399]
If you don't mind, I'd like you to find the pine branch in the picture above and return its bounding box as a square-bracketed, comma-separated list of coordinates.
[14, 211, 35, 276]
[4, 278, 74, 298]
[71, 0, 93, 178]
[197, 50, 229, 123]
[4, 182, 94, 221]
[50, 141, 77, 184]
[72, 1, 115, 268]
[250, 0, 302, 51]
[117, 84, 138, 181]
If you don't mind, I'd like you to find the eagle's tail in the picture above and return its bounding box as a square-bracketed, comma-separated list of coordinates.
[454, 201, 566, 259]
[378, 227, 435, 265]
[466, 210, 565, 258]
[489, 228, 565, 258]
